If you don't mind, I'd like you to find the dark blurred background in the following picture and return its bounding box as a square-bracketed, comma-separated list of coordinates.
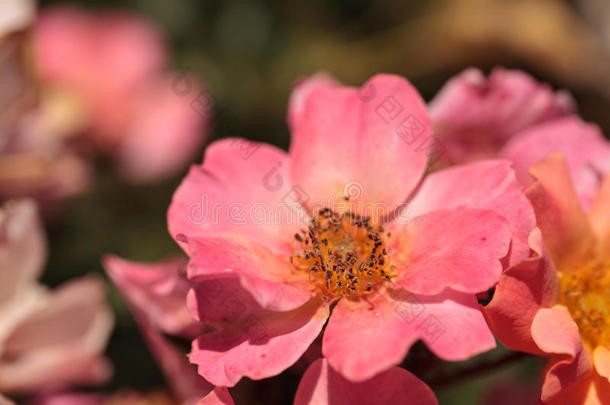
[38, 0, 610, 404]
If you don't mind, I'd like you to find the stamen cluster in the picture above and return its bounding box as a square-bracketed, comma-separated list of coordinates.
[559, 260, 610, 348]
[290, 207, 394, 299]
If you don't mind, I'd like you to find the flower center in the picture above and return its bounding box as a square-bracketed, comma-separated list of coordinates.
[289, 208, 394, 299]
[559, 259, 610, 348]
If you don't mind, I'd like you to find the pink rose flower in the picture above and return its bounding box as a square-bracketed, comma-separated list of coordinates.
[429, 67, 574, 165]
[33, 6, 209, 182]
[0, 200, 113, 396]
[167, 74, 536, 385]
[484, 153, 610, 404]
[294, 358, 437, 405]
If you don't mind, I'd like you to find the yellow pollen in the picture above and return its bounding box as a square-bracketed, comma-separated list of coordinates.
[559, 259, 610, 348]
[289, 207, 394, 299]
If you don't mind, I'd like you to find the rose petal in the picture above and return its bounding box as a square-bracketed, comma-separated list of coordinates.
[196, 387, 235, 405]
[429, 67, 573, 163]
[288, 73, 338, 128]
[0, 277, 113, 393]
[103, 256, 211, 403]
[289, 74, 430, 219]
[483, 228, 560, 354]
[402, 159, 535, 266]
[103, 255, 200, 337]
[28, 393, 105, 405]
[526, 153, 596, 271]
[190, 299, 328, 387]
[531, 306, 592, 402]
[400, 289, 496, 361]
[168, 138, 304, 255]
[294, 358, 438, 405]
[589, 174, 610, 252]
[590, 372, 610, 405]
[321, 292, 419, 382]
[501, 116, 610, 209]
[322, 289, 495, 382]
[0, 0, 34, 35]
[594, 346, 610, 381]
[187, 277, 262, 330]
[186, 235, 310, 312]
[0, 394, 14, 405]
[393, 208, 510, 295]
[0, 199, 45, 308]
[542, 376, 596, 405]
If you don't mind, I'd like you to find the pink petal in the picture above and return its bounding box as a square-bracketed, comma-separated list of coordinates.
[187, 277, 267, 327]
[196, 387, 235, 405]
[526, 153, 596, 271]
[594, 346, 610, 381]
[321, 293, 419, 382]
[393, 208, 510, 295]
[117, 75, 209, 182]
[501, 116, 610, 209]
[531, 306, 593, 402]
[27, 393, 104, 405]
[322, 289, 495, 382]
[186, 235, 310, 311]
[429, 67, 574, 163]
[167, 138, 304, 255]
[400, 289, 496, 361]
[294, 358, 438, 405]
[483, 228, 560, 355]
[105, 255, 212, 402]
[589, 174, 610, 250]
[288, 74, 430, 219]
[0, 394, 14, 405]
[288, 73, 338, 127]
[403, 159, 535, 266]
[542, 376, 600, 405]
[103, 255, 200, 337]
[190, 299, 328, 387]
[0, 0, 34, 35]
[0, 277, 114, 393]
[0, 200, 45, 309]
[589, 374, 610, 405]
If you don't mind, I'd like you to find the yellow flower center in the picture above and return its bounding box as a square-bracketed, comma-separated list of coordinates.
[559, 259, 610, 348]
[290, 208, 394, 299]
